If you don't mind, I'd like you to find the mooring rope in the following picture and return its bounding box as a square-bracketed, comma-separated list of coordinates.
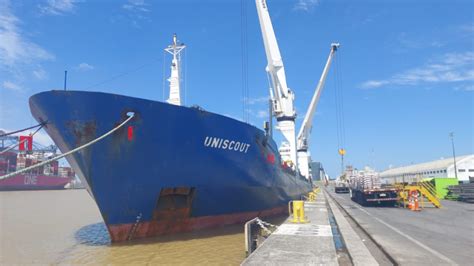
[0, 113, 134, 180]
[0, 124, 45, 155]
[0, 123, 45, 137]
[255, 218, 278, 235]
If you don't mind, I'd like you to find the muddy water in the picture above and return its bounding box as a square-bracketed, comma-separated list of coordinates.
[0, 190, 284, 265]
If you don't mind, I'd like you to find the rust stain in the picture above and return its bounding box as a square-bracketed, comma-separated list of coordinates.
[107, 205, 288, 242]
[152, 187, 195, 221]
[66, 120, 97, 147]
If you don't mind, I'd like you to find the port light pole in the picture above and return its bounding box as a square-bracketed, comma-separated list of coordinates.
[449, 132, 458, 179]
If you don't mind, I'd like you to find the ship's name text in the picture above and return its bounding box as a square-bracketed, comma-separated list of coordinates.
[204, 136, 251, 153]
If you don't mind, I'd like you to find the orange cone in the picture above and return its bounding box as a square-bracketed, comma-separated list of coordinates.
[413, 191, 421, 211]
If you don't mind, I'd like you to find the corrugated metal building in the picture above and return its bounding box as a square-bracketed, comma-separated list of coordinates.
[379, 154, 474, 184]
[309, 162, 326, 181]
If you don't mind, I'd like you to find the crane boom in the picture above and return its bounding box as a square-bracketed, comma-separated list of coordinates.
[255, 0, 298, 169]
[297, 43, 339, 180]
[297, 43, 339, 150]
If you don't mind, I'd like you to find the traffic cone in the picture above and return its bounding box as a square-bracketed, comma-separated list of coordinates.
[413, 192, 421, 211]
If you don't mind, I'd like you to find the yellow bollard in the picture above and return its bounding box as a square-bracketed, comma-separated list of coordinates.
[307, 192, 316, 202]
[289, 200, 309, 223]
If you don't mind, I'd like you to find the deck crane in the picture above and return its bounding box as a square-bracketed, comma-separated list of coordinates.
[297, 43, 339, 180]
[255, 0, 298, 170]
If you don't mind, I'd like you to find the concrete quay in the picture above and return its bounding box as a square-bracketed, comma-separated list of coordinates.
[326, 187, 474, 266]
[242, 189, 378, 265]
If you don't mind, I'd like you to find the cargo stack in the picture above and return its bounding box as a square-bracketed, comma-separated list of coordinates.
[349, 167, 398, 206]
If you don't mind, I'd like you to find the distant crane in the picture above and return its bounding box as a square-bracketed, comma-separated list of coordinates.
[296, 43, 339, 180]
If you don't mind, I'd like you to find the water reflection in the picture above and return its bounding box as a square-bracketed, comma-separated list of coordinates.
[75, 222, 111, 246]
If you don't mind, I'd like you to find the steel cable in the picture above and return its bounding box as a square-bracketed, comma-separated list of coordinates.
[0, 123, 45, 137]
[0, 113, 134, 180]
[0, 124, 45, 155]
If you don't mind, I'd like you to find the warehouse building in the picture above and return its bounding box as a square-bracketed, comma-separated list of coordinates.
[309, 161, 326, 181]
[380, 154, 474, 184]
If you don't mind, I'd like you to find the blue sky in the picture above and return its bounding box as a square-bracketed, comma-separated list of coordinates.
[0, 0, 473, 177]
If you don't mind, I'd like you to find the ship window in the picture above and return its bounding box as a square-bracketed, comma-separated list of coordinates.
[459, 169, 465, 172]
[469, 169, 474, 172]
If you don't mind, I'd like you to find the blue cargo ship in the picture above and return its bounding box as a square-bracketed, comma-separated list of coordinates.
[26, 0, 326, 242]
[29, 91, 312, 241]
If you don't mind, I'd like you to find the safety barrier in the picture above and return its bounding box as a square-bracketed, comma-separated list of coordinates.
[397, 183, 441, 209]
[244, 217, 277, 256]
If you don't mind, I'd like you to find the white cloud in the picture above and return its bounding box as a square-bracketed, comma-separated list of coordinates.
[76, 62, 94, 71]
[122, 0, 149, 12]
[257, 110, 268, 118]
[360, 80, 389, 89]
[459, 23, 474, 34]
[360, 52, 474, 89]
[2, 80, 22, 91]
[39, 0, 79, 16]
[33, 68, 47, 80]
[121, 0, 151, 28]
[454, 84, 474, 92]
[293, 0, 320, 12]
[244, 96, 269, 105]
[245, 108, 269, 119]
[0, 0, 54, 69]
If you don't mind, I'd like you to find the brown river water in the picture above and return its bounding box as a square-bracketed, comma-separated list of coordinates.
[0, 190, 285, 265]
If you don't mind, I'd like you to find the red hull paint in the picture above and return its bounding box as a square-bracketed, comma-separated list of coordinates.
[0, 174, 71, 191]
[108, 205, 287, 242]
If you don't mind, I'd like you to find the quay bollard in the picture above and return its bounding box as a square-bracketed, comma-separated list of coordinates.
[289, 200, 309, 223]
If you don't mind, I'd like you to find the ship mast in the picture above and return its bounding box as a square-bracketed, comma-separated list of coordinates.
[165, 34, 186, 106]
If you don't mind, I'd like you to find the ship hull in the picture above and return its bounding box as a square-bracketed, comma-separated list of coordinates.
[0, 174, 71, 191]
[29, 90, 312, 242]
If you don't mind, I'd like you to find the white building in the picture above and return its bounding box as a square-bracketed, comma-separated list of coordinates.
[379, 154, 474, 184]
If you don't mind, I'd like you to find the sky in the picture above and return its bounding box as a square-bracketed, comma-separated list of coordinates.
[0, 0, 473, 178]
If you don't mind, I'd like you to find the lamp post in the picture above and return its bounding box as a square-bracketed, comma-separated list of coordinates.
[449, 132, 458, 179]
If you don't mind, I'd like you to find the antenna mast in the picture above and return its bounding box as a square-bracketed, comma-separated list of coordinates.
[165, 34, 186, 106]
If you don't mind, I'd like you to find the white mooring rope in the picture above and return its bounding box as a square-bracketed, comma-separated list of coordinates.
[0, 124, 45, 155]
[0, 113, 135, 180]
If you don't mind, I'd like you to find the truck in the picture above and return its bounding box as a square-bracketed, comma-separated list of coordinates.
[349, 167, 398, 206]
[335, 181, 350, 193]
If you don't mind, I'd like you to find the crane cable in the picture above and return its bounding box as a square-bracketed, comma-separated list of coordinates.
[0, 124, 45, 155]
[333, 51, 346, 173]
[241, 0, 249, 122]
[0, 113, 135, 180]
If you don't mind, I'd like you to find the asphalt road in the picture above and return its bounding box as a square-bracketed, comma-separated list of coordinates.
[326, 188, 474, 266]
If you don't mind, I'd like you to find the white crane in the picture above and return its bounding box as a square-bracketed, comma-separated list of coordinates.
[297, 43, 339, 180]
[165, 34, 186, 106]
[255, 0, 298, 170]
